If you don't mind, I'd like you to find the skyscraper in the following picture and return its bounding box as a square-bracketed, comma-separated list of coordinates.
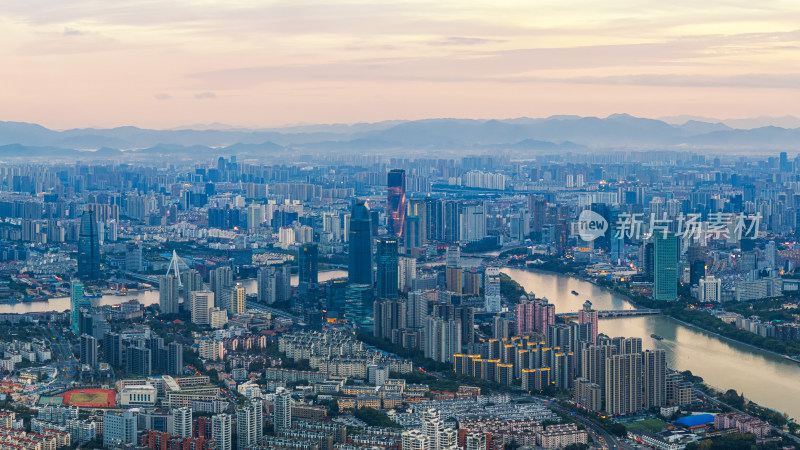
[159, 274, 180, 315]
[103, 331, 123, 367]
[605, 353, 643, 415]
[257, 265, 290, 305]
[225, 283, 246, 316]
[209, 266, 233, 307]
[578, 300, 599, 345]
[344, 283, 374, 330]
[406, 290, 428, 330]
[212, 414, 231, 450]
[423, 316, 461, 363]
[643, 349, 667, 409]
[173, 407, 192, 438]
[77, 210, 101, 280]
[236, 399, 263, 450]
[654, 232, 678, 301]
[273, 389, 292, 432]
[167, 342, 183, 376]
[377, 237, 399, 298]
[348, 200, 374, 286]
[298, 243, 319, 284]
[190, 290, 214, 325]
[79, 334, 98, 369]
[373, 298, 407, 340]
[484, 267, 501, 312]
[70, 281, 84, 335]
[387, 169, 406, 238]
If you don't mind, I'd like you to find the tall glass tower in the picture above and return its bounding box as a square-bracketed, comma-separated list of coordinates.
[77, 210, 101, 280]
[376, 237, 399, 299]
[348, 200, 374, 286]
[70, 281, 84, 335]
[387, 169, 406, 238]
[298, 243, 319, 284]
[654, 232, 678, 301]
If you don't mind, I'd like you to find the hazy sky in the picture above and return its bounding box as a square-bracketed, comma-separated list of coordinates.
[2, 0, 800, 129]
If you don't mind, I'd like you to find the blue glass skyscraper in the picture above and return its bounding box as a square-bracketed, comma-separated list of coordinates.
[348, 200, 373, 286]
[376, 237, 399, 299]
[70, 281, 84, 335]
[77, 210, 101, 280]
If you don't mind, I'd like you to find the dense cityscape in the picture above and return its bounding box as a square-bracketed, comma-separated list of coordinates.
[0, 149, 797, 450]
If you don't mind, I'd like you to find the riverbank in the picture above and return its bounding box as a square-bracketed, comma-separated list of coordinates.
[523, 262, 800, 359]
[665, 315, 800, 365]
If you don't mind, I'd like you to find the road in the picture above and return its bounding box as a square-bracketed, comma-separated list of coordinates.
[41, 323, 77, 389]
[540, 398, 634, 450]
[246, 301, 305, 325]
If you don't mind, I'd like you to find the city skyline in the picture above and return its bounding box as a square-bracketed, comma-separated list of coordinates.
[2, 1, 800, 129]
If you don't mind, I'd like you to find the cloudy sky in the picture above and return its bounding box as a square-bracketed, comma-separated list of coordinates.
[2, 0, 800, 129]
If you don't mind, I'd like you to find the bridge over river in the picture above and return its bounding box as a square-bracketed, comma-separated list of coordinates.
[556, 308, 661, 319]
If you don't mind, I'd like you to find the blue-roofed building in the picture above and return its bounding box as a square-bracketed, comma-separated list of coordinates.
[675, 414, 714, 428]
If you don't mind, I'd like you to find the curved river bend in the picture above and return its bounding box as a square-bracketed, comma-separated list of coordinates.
[502, 268, 800, 420]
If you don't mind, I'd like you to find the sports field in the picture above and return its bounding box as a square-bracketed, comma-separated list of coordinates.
[61, 389, 115, 407]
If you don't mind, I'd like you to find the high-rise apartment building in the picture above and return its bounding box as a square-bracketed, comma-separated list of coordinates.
[273, 389, 292, 432]
[643, 349, 667, 409]
[212, 414, 231, 450]
[398, 256, 417, 293]
[209, 266, 233, 307]
[406, 290, 428, 330]
[605, 354, 643, 415]
[257, 265, 290, 304]
[190, 290, 214, 325]
[173, 407, 192, 438]
[484, 267, 502, 312]
[236, 399, 263, 450]
[159, 274, 180, 314]
[167, 342, 183, 376]
[373, 298, 407, 340]
[423, 317, 461, 363]
[223, 283, 246, 315]
[79, 334, 98, 369]
[578, 300, 599, 345]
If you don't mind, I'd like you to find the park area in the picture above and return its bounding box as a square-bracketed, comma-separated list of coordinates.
[61, 389, 115, 408]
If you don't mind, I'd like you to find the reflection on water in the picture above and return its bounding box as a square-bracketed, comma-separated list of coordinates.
[501, 268, 634, 312]
[0, 270, 349, 315]
[504, 267, 800, 420]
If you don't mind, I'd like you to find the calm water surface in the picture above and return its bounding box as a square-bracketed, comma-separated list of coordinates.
[0, 270, 349, 314]
[503, 267, 800, 420]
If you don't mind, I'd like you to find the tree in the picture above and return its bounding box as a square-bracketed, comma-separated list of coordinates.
[249, 359, 265, 372]
[722, 389, 745, 409]
[353, 407, 402, 429]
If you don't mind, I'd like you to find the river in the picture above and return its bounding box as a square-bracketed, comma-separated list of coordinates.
[0, 270, 349, 315]
[502, 267, 800, 420]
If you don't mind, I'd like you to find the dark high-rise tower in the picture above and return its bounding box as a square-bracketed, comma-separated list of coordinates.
[77, 210, 101, 280]
[298, 243, 319, 284]
[348, 200, 374, 286]
[387, 169, 406, 238]
[376, 237, 399, 298]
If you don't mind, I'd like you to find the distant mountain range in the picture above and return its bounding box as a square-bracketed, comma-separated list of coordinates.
[1, 114, 799, 159]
